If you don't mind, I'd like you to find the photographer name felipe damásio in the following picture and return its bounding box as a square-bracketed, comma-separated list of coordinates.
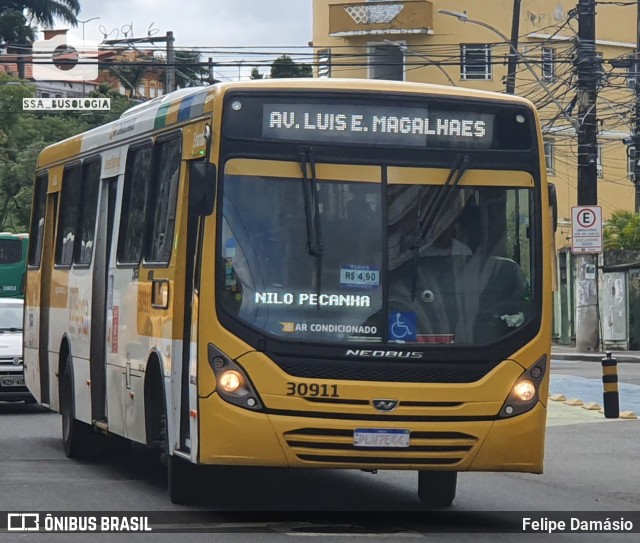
[523, 516, 635, 533]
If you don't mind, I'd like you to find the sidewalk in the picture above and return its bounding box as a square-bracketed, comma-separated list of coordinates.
[552, 344, 640, 363]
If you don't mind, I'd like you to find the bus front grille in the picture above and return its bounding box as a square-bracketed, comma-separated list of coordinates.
[284, 428, 478, 466]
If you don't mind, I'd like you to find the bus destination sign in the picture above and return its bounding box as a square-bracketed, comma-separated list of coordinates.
[262, 103, 494, 148]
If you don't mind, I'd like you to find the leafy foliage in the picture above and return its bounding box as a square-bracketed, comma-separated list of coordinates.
[1, 0, 80, 29]
[0, 8, 34, 43]
[0, 74, 136, 232]
[103, 52, 156, 99]
[603, 210, 640, 250]
[174, 50, 209, 88]
[270, 55, 312, 79]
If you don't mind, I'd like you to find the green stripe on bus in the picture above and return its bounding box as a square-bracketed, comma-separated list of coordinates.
[154, 103, 172, 129]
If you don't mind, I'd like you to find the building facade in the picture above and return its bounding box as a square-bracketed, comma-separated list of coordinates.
[312, 0, 638, 249]
[313, 0, 640, 344]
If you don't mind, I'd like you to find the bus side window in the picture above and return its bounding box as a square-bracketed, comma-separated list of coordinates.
[118, 144, 153, 265]
[145, 135, 182, 264]
[74, 159, 101, 266]
[55, 164, 82, 266]
[28, 173, 48, 268]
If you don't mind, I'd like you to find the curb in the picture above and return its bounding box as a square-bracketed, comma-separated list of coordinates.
[548, 393, 637, 420]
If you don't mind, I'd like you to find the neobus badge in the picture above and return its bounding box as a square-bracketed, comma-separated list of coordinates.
[345, 349, 423, 359]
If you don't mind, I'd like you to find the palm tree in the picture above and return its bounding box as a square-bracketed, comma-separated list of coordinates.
[604, 210, 640, 250]
[0, 1, 80, 78]
[0, 1, 80, 29]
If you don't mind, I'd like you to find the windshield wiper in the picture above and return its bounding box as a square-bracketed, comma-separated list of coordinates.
[299, 148, 324, 302]
[418, 154, 471, 243]
[0, 327, 22, 332]
[299, 148, 323, 258]
[409, 154, 471, 301]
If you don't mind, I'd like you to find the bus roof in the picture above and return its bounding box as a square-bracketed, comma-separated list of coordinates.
[36, 79, 537, 169]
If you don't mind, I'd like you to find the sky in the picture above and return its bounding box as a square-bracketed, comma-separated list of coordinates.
[49, 0, 314, 81]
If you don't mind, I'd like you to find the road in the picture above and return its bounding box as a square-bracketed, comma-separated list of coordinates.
[0, 359, 638, 542]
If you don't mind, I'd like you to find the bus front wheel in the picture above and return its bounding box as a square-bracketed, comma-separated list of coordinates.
[161, 408, 208, 505]
[417, 471, 457, 509]
[60, 355, 97, 458]
[167, 454, 207, 505]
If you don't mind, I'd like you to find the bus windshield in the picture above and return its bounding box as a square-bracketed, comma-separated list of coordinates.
[0, 236, 27, 297]
[218, 167, 536, 347]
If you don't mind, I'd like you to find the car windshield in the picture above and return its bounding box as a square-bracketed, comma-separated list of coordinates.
[0, 304, 23, 330]
[218, 169, 535, 347]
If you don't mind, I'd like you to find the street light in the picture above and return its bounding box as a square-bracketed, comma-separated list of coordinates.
[438, 9, 578, 131]
[383, 39, 457, 86]
[77, 17, 100, 96]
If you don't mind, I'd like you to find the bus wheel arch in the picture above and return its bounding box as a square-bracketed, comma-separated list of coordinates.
[143, 353, 208, 505]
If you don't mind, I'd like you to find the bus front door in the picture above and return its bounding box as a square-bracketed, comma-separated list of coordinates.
[89, 178, 117, 424]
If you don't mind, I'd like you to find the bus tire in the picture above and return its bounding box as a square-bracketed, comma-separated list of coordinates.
[60, 352, 97, 459]
[159, 397, 207, 505]
[167, 454, 206, 505]
[417, 471, 457, 509]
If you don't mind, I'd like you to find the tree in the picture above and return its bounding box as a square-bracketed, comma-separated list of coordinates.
[174, 50, 209, 88]
[0, 75, 136, 231]
[250, 68, 264, 80]
[0, 1, 80, 78]
[603, 210, 640, 250]
[0, 0, 80, 29]
[270, 55, 312, 79]
[103, 51, 156, 100]
[0, 8, 34, 44]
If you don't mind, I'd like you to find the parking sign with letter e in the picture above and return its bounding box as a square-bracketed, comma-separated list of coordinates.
[571, 206, 602, 254]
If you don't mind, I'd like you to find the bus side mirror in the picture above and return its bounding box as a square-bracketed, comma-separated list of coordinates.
[189, 162, 216, 216]
[548, 183, 558, 232]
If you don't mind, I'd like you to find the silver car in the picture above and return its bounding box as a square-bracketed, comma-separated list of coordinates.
[0, 298, 34, 402]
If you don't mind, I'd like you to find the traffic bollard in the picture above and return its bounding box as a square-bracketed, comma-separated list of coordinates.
[601, 351, 619, 419]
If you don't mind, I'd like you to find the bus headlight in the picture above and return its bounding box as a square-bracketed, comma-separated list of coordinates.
[499, 355, 547, 419]
[219, 371, 243, 393]
[513, 380, 536, 401]
[207, 343, 263, 410]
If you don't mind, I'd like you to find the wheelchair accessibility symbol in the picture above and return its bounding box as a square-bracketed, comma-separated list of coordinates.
[389, 311, 417, 341]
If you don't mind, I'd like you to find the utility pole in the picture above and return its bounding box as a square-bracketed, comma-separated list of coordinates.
[575, 0, 600, 352]
[634, 0, 640, 210]
[103, 31, 176, 95]
[166, 31, 176, 93]
[505, 0, 522, 94]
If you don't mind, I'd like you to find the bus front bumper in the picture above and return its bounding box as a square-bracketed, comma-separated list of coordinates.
[197, 395, 546, 473]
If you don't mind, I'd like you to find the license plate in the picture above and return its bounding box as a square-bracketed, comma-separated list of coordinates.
[1, 376, 25, 387]
[353, 428, 410, 448]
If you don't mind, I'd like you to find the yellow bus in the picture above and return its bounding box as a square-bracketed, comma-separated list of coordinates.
[25, 79, 556, 507]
